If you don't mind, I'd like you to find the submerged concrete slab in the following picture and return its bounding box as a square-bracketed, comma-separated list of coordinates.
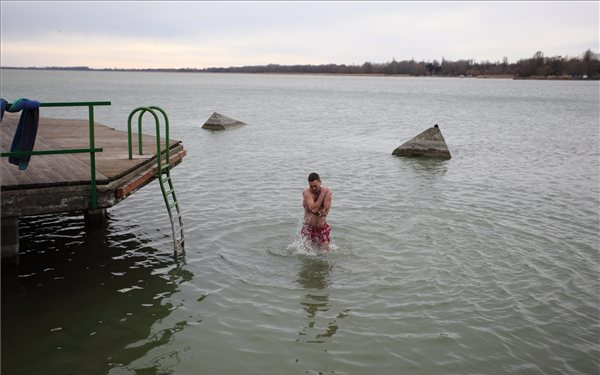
[392, 124, 451, 159]
[202, 112, 246, 130]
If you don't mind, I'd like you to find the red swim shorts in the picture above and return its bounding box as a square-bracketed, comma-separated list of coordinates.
[301, 223, 330, 244]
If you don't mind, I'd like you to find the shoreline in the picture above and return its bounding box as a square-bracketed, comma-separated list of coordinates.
[1, 67, 596, 80]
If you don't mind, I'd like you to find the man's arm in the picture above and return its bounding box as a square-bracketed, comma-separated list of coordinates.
[304, 188, 328, 213]
[319, 190, 332, 217]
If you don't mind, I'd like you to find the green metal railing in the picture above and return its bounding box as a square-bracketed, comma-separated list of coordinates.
[127, 106, 170, 171]
[1, 101, 111, 209]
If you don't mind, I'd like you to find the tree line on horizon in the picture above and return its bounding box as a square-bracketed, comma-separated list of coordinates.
[5, 50, 599, 79]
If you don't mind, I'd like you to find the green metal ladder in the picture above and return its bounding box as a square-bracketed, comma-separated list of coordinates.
[127, 106, 184, 254]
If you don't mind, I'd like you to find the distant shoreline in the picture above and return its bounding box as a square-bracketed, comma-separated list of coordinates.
[3, 49, 599, 79]
[1, 66, 597, 80]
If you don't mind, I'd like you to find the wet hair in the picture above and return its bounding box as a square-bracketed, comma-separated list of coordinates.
[308, 172, 320, 182]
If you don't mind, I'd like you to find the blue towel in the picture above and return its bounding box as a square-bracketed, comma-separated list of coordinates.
[0, 99, 7, 121]
[2, 98, 41, 170]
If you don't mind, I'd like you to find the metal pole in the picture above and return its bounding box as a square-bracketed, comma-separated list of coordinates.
[88, 105, 98, 209]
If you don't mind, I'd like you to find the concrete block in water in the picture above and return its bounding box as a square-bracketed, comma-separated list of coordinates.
[202, 112, 246, 130]
[392, 124, 451, 159]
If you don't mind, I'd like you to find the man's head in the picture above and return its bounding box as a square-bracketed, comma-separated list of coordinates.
[308, 172, 321, 193]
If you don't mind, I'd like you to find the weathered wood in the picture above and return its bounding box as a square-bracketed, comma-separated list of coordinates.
[1, 113, 185, 217]
[115, 148, 186, 199]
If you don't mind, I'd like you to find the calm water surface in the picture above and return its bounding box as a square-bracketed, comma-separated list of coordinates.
[1, 70, 599, 375]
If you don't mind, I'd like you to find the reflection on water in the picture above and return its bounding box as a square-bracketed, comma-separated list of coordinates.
[400, 157, 449, 179]
[1, 213, 191, 375]
[295, 256, 348, 344]
[296, 256, 331, 290]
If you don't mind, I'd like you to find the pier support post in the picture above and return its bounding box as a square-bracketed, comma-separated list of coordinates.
[1, 217, 19, 259]
[84, 208, 107, 225]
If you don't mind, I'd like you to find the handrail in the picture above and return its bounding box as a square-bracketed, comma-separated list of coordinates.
[4, 148, 103, 156]
[1, 101, 111, 209]
[127, 106, 183, 253]
[127, 106, 170, 174]
[149, 106, 170, 165]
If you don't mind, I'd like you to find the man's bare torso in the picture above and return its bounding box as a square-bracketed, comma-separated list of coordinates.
[303, 187, 331, 228]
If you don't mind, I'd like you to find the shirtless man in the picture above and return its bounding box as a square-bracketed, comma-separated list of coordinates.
[301, 172, 332, 249]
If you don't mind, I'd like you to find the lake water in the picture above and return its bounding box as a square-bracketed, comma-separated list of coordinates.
[1, 70, 599, 375]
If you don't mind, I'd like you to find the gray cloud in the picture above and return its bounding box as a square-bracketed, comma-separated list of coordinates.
[1, 1, 598, 68]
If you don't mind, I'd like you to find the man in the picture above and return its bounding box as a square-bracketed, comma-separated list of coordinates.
[301, 172, 332, 249]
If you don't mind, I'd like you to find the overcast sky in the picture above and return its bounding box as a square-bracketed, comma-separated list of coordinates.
[1, 1, 598, 69]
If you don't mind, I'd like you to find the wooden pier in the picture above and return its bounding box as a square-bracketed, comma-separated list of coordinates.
[1, 112, 186, 256]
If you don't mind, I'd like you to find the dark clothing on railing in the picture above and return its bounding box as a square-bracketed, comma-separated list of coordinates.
[1, 98, 40, 170]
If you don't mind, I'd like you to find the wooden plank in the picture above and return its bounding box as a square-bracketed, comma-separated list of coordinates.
[16, 115, 180, 180]
[1, 115, 107, 189]
[0, 163, 31, 186]
[115, 149, 186, 199]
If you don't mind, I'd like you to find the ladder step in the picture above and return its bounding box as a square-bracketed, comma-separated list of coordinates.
[169, 201, 179, 209]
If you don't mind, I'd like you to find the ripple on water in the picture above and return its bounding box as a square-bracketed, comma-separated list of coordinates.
[2, 73, 598, 375]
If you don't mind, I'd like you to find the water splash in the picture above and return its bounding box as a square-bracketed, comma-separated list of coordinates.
[286, 231, 338, 257]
